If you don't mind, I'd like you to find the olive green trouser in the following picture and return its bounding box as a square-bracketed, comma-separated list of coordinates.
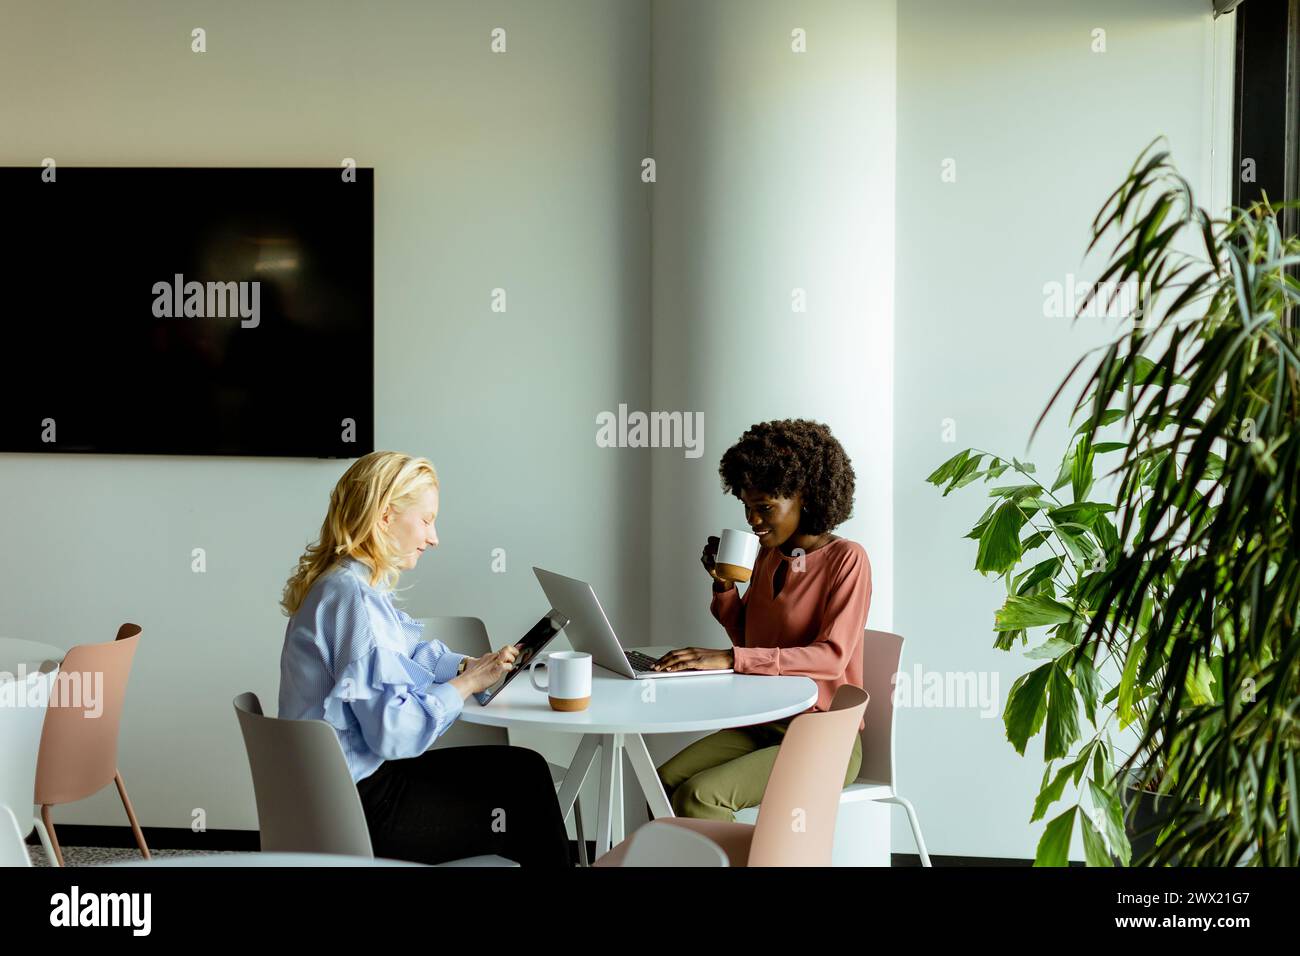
[656, 718, 863, 822]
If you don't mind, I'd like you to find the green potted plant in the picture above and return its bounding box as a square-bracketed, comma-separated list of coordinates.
[930, 138, 1300, 865]
[927, 439, 1148, 866]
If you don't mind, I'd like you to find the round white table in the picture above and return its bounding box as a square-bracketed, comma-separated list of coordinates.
[458, 646, 817, 860]
[0, 639, 65, 675]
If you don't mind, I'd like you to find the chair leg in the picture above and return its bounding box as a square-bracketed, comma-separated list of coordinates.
[574, 799, 589, 868]
[40, 806, 64, 867]
[114, 770, 151, 860]
[32, 815, 59, 867]
[880, 795, 931, 867]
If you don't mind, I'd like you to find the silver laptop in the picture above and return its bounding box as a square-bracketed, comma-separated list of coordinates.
[533, 567, 734, 679]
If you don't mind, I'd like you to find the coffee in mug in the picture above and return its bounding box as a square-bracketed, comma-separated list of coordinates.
[529, 651, 593, 712]
[715, 527, 762, 583]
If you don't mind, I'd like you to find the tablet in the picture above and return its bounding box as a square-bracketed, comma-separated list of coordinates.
[476, 609, 570, 705]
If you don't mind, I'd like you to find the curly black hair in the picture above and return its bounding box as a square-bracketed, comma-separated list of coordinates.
[718, 419, 855, 536]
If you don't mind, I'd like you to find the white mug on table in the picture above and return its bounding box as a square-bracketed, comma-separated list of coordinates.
[530, 651, 592, 712]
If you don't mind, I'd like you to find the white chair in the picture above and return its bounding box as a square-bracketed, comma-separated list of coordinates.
[845, 629, 931, 865]
[1, 805, 33, 867]
[234, 692, 516, 867]
[734, 629, 931, 866]
[0, 665, 61, 866]
[418, 616, 589, 865]
[618, 820, 729, 867]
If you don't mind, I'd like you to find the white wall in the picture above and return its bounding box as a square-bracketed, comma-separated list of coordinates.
[0, 0, 650, 834]
[0, 0, 1234, 861]
[642, 0, 896, 804]
[892, 0, 1231, 859]
[648, 0, 896, 650]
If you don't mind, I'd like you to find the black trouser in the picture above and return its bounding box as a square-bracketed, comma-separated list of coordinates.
[355, 745, 570, 867]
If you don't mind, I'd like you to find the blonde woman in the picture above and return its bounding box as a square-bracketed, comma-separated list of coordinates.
[278, 451, 570, 866]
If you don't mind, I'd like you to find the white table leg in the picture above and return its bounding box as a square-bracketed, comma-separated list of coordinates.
[554, 733, 600, 820]
[611, 733, 625, 847]
[593, 735, 617, 859]
[624, 732, 674, 819]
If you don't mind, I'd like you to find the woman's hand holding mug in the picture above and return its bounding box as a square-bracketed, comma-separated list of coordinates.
[701, 536, 734, 591]
[704, 529, 761, 590]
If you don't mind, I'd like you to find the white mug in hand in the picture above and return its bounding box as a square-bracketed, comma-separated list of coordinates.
[715, 528, 761, 583]
[530, 651, 592, 712]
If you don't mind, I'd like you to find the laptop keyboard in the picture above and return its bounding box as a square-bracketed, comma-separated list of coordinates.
[625, 649, 662, 673]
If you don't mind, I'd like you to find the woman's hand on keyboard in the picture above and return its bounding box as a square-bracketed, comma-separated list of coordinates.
[651, 647, 735, 672]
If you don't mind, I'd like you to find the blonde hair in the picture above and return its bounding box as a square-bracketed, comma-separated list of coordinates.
[280, 451, 439, 616]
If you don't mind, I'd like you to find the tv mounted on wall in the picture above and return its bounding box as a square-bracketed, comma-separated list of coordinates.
[0, 166, 374, 457]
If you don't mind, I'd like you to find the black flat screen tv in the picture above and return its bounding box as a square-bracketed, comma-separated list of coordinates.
[0, 166, 374, 457]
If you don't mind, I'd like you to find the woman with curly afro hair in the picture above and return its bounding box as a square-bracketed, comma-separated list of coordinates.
[651, 419, 871, 821]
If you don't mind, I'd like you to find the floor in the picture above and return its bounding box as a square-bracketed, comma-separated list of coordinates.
[24, 845, 1017, 866]
[24, 843, 587, 866]
[26, 846, 240, 866]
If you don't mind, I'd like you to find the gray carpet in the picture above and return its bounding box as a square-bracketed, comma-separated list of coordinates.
[26, 845, 241, 866]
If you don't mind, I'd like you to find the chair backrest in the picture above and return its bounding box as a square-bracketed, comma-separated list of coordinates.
[0, 665, 59, 824]
[34, 623, 141, 805]
[748, 685, 869, 867]
[232, 692, 374, 857]
[416, 617, 508, 749]
[415, 616, 491, 657]
[621, 821, 729, 867]
[0, 804, 32, 867]
[857, 629, 903, 788]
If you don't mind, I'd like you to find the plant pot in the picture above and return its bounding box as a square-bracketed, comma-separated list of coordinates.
[1120, 770, 1201, 865]
[1122, 783, 1169, 863]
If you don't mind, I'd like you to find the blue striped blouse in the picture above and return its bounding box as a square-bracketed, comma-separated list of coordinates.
[277, 556, 469, 783]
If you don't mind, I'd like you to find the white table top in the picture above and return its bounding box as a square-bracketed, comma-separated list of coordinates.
[0, 638, 65, 676]
[459, 646, 817, 734]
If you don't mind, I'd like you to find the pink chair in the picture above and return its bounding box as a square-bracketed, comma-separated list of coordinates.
[596, 685, 869, 867]
[34, 623, 149, 866]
